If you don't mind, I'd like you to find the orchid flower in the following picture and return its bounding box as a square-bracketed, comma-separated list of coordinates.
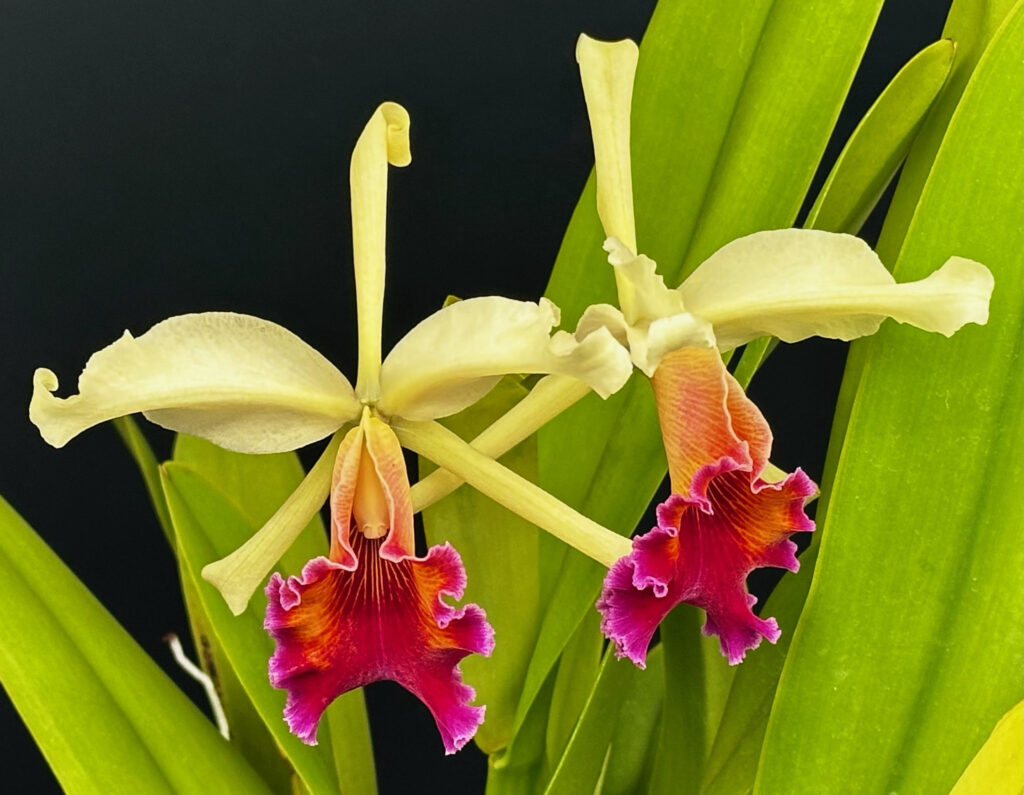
[578, 34, 994, 666]
[30, 101, 634, 751]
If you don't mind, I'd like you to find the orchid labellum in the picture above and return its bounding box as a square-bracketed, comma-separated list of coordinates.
[30, 101, 634, 749]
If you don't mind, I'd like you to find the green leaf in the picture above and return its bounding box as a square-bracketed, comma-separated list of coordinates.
[486, 672, 557, 795]
[162, 463, 375, 795]
[648, 609, 736, 794]
[876, 0, 1019, 264]
[113, 416, 174, 544]
[600, 646, 665, 795]
[420, 377, 548, 754]
[542, 652, 642, 795]
[706, 3, 1022, 791]
[0, 495, 271, 794]
[805, 38, 955, 234]
[755, 6, 1024, 792]
[112, 419, 297, 791]
[544, 608, 603, 771]
[525, 0, 886, 751]
[950, 701, 1024, 795]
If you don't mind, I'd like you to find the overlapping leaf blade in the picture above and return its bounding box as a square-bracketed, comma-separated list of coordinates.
[755, 6, 1024, 791]
[520, 0, 886, 769]
[0, 495, 271, 794]
[703, 2, 1019, 790]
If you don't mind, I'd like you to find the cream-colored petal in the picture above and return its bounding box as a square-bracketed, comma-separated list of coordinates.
[577, 35, 639, 252]
[378, 297, 633, 420]
[638, 313, 717, 377]
[201, 431, 344, 615]
[351, 102, 412, 403]
[680, 229, 993, 350]
[605, 237, 689, 324]
[31, 312, 359, 452]
[576, 296, 714, 377]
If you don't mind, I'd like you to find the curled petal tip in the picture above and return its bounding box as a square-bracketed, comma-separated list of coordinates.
[30, 367, 68, 448]
[29, 313, 357, 453]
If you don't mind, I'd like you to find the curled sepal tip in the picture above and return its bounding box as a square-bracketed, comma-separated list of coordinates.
[352, 102, 412, 402]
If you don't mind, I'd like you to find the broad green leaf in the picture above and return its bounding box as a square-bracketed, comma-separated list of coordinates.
[162, 463, 375, 795]
[542, 652, 641, 795]
[487, 673, 557, 795]
[649, 609, 737, 795]
[950, 701, 1024, 795]
[169, 436, 376, 794]
[526, 0, 886, 751]
[600, 646, 664, 795]
[876, 0, 1018, 264]
[0, 495, 271, 794]
[544, 608, 603, 771]
[113, 419, 296, 790]
[705, 3, 1022, 791]
[756, 7, 1024, 792]
[805, 38, 955, 234]
[420, 376, 547, 754]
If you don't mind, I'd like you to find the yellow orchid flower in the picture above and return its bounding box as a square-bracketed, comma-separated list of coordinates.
[574, 33, 992, 665]
[30, 101, 633, 749]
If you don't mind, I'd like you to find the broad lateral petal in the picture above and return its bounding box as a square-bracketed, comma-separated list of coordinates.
[378, 296, 632, 420]
[265, 534, 494, 752]
[680, 229, 993, 350]
[31, 312, 359, 452]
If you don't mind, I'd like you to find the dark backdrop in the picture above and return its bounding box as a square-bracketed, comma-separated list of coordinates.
[1, 1, 948, 792]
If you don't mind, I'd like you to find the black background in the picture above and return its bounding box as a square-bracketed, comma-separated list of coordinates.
[1, 1, 948, 792]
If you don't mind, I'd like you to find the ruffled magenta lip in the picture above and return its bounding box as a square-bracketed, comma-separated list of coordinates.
[598, 460, 817, 668]
[265, 535, 494, 752]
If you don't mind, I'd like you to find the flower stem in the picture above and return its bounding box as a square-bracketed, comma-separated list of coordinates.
[394, 417, 631, 567]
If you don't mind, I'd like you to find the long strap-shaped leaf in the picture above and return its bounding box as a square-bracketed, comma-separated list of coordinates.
[702, 2, 1022, 791]
[0, 496, 271, 794]
[755, 6, 1024, 792]
[512, 0, 886, 766]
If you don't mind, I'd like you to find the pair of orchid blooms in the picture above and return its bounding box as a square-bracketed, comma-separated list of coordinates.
[31, 36, 992, 755]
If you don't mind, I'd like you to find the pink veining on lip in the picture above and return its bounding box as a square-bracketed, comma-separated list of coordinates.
[264, 415, 493, 753]
[598, 346, 816, 666]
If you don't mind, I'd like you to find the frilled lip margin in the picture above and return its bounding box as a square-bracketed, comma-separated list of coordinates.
[598, 459, 816, 667]
[265, 532, 494, 753]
